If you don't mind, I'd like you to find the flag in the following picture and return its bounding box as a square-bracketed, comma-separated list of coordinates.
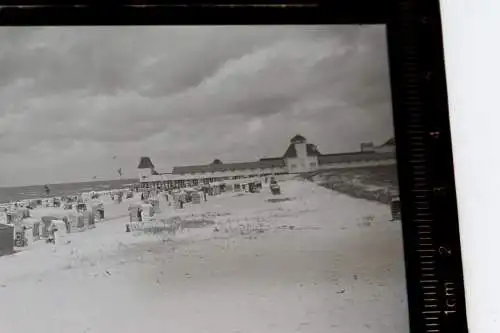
[117, 168, 122, 177]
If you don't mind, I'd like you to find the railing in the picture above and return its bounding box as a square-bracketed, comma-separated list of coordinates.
[139, 158, 397, 183]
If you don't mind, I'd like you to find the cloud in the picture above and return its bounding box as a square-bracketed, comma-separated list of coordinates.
[0, 25, 393, 186]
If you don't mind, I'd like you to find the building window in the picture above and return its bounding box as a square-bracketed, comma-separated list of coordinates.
[310, 162, 316, 168]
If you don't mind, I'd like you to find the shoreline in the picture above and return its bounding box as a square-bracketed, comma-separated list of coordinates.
[0, 179, 138, 205]
[0, 186, 136, 207]
[0, 177, 137, 190]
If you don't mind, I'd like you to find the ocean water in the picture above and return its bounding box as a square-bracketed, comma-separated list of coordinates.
[0, 179, 137, 203]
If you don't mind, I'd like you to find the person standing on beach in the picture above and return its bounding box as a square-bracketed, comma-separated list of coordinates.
[47, 221, 58, 244]
[63, 217, 71, 233]
[137, 207, 142, 222]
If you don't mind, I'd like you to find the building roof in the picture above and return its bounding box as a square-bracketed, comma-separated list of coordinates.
[260, 157, 283, 162]
[137, 157, 155, 169]
[283, 143, 321, 158]
[318, 151, 396, 165]
[172, 159, 285, 174]
[290, 134, 307, 144]
[164, 137, 395, 175]
[380, 138, 395, 146]
[154, 168, 171, 175]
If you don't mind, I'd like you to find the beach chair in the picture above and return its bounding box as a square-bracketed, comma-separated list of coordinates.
[18, 208, 30, 219]
[150, 199, 161, 214]
[47, 219, 69, 242]
[90, 203, 105, 221]
[76, 214, 85, 229]
[41, 216, 57, 239]
[140, 204, 154, 217]
[191, 192, 201, 204]
[13, 224, 27, 247]
[126, 204, 142, 232]
[128, 204, 142, 221]
[141, 211, 155, 223]
[85, 211, 96, 229]
[32, 220, 41, 240]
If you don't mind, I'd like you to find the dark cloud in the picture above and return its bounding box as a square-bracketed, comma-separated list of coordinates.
[0, 25, 393, 186]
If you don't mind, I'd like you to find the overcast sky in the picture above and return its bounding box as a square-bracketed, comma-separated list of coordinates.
[0, 25, 394, 187]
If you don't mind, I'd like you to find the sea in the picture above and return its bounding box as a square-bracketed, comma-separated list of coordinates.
[0, 179, 138, 204]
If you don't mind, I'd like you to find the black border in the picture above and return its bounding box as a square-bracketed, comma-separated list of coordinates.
[387, 2, 468, 332]
[0, 2, 468, 333]
[0, 3, 389, 25]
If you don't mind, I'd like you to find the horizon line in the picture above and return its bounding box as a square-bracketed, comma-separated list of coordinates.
[0, 177, 138, 189]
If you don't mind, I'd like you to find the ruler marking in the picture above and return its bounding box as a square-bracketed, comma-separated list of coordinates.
[424, 292, 437, 296]
[422, 274, 436, 278]
[422, 286, 437, 290]
[420, 256, 435, 259]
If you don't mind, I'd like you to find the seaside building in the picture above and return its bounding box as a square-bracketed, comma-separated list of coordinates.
[137, 135, 397, 189]
[137, 156, 157, 182]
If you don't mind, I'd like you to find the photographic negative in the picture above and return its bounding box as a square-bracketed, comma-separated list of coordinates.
[0, 24, 408, 333]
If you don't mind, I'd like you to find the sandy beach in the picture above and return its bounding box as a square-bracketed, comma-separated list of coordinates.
[0, 179, 408, 333]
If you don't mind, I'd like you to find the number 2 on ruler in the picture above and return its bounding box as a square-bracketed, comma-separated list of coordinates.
[439, 246, 451, 256]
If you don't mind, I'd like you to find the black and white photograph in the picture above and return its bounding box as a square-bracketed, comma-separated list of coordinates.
[0, 26, 408, 333]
